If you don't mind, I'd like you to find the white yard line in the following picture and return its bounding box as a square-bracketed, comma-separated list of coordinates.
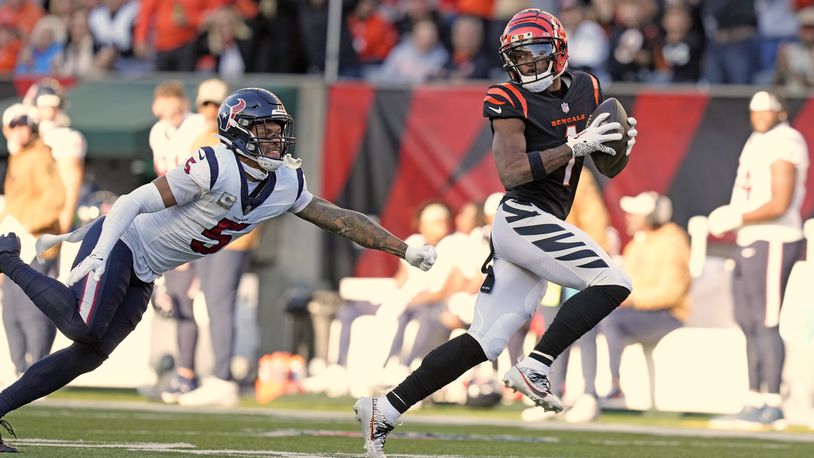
[30, 398, 814, 444]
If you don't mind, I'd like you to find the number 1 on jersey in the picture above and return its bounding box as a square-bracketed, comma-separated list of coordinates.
[563, 125, 577, 186]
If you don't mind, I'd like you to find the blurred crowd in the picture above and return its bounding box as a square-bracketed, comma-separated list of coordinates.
[0, 0, 813, 86]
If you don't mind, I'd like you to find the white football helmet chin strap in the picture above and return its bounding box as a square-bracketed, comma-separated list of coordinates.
[520, 59, 567, 93]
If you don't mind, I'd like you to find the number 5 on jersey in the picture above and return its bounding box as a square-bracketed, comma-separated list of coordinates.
[191, 217, 249, 254]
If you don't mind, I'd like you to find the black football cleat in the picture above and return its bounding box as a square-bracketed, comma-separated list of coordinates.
[0, 233, 21, 257]
[0, 419, 17, 453]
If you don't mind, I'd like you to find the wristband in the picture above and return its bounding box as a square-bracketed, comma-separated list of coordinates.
[528, 152, 547, 180]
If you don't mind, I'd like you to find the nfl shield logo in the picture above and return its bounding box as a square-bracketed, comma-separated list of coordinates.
[561, 102, 570, 113]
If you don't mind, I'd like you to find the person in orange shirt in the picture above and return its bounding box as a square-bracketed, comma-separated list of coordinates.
[348, 0, 399, 66]
[0, 20, 22, 73]
[134, 0, 225, 71]
[0, 0, 44, 36]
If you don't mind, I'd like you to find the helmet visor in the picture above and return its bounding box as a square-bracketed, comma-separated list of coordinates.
[504, 42, 556, 76]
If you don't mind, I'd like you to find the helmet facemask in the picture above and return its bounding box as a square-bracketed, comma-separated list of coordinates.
[226, 115, 298, 172]
[501, 40, 566, 93]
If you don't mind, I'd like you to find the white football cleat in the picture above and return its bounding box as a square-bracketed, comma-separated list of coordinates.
[502, 366, 563, 413]
[353, 397, 396, 458]
[177, 377, 239, 407]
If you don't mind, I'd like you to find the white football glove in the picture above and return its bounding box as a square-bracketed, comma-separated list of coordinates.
[566, 112, 623, 158]
[67, 253, 107, 286]
[625, 116, 638, 157]
[405, 244, 437, 271]
[707, 205, 743, 237]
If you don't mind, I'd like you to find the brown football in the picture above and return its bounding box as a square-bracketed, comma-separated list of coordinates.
[587, 97, 630, 178]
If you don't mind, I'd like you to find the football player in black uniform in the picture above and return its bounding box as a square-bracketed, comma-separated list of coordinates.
[354, 9, 638, 457]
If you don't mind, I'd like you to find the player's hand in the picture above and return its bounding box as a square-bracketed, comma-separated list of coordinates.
[405, 244, 437, 271]
[566, 112, 623, 158]
[67, 253, 107, 286]
[708, 205, 743, 237]
[625, 117, 638, 157]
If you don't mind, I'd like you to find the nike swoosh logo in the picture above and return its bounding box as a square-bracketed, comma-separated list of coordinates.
[488, 106, 502, 114]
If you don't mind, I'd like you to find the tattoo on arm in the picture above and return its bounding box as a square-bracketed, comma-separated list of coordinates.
[297, 197, 408, 258]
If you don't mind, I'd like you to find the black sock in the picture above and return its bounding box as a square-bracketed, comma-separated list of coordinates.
[0, 254, 91, 343]
[386, 333, 487, 413]
[530, 285, 629, 366]
[0, 343, 106, 418]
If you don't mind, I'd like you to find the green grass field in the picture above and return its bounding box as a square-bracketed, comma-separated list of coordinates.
[2, 389, 814, 457]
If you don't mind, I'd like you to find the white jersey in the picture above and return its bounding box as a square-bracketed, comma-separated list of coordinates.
[42, 126, 87, 161]
[731, 122, 809, 245]
[150, 113, 207, 176]
[121, 144, 313, 282]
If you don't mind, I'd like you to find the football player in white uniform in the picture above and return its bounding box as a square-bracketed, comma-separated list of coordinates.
[708, 91, 808, 430]
[24, 78, 87, 234]
[0, 88, 437, 452]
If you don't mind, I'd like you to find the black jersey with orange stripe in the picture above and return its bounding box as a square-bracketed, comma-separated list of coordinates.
[482, 70, 604, 220]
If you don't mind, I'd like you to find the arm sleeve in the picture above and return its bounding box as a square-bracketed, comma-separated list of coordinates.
[90, 183, 166, 258]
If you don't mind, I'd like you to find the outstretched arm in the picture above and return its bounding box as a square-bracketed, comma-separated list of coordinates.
[296, 196, 408, 258]
[295, 197, 437, 271]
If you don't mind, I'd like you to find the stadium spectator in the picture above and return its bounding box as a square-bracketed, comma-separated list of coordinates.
[87, 0, 142, 73]
[247, 0, 304, 73]
[755, 0, 799, 83]
[774, 7, 814, 88]
[371, 18, 448, 84]
[394, 0, 450, 49]
[438, 14, 491, 80]
[134, 0, 223, 71]
[0, 19, 22, 73]
[607, 0, 661, 82]
[58, 8, 111, 78]
[24, 78, 87, 235]
[652, 1, 704, 83]
[348, 0, 399, 71]
[707, 91, 808, 430]
[600, 192, 690, 408]
[558, 0, 609, 81]
[0, 87, 437, 453]
[0, 103, 65, 379]
[700, 0, 759, 84]
[198, 6, 252, 78]
[15, 15, 67, 75]
[0, 0, 44, 36]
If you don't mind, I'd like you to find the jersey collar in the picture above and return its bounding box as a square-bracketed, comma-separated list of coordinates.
[232, 153, 277, 214]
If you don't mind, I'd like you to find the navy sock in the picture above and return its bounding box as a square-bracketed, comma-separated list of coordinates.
[0, 343, 106, 418]
[531, 285, 629, 366]
[387, 333, 487, 413]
